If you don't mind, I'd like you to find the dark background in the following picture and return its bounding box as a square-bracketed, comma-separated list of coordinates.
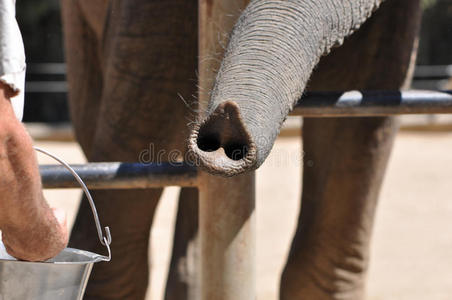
[16, 0, 67, 123]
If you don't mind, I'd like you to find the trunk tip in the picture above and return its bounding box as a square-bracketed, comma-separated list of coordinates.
[188, 101, 257, 176]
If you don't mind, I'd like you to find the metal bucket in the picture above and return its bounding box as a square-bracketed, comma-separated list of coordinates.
[0, 147, 111, 300]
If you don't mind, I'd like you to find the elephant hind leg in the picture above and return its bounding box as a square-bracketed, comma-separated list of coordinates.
[281, 0, 422, 299]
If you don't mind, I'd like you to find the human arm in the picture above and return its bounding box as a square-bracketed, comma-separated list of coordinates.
[0, 81, 68, 261]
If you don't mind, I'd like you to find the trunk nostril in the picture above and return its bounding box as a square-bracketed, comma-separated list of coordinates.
[196, 101, 251, 161]
[224, 142, 248, 160]
[197, 134, 221, 152]
[196, 132, 249, 160]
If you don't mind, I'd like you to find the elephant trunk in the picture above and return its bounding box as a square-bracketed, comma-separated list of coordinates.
[189, 0, 384, 176]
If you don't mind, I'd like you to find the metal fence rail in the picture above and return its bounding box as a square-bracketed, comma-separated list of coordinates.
[40, 162, 197, 189]
[293, 90, 452, 117]
[39, 89, 452, 189]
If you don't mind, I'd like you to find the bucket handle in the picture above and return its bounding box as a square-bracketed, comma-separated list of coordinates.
[34, 147, 111, 262]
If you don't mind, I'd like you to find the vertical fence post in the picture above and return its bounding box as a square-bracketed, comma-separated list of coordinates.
[198, 173, 256, 299]
[198, 0, 256, 299]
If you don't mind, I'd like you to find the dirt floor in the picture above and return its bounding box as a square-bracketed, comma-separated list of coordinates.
[35, 131, 452, 300]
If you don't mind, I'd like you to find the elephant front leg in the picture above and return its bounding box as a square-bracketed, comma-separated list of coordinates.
[280, 117, 398, 300]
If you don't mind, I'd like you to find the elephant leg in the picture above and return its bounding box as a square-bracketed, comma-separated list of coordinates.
[281, 0, 422, 299]
[281, 117, 398, 299]
[61, 0, 198, 299]
[70, 189, 162, 300]
[61, 1, 162, 299]
[165, 187, 199, 300]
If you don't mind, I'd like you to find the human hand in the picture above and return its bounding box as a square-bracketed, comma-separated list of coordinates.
[1, 205, 69, 261]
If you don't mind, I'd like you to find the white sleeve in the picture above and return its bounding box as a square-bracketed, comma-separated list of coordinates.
[0, 0, 26, 121]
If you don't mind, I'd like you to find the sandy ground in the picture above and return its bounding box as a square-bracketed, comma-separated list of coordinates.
[34, 131, 452, 300]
